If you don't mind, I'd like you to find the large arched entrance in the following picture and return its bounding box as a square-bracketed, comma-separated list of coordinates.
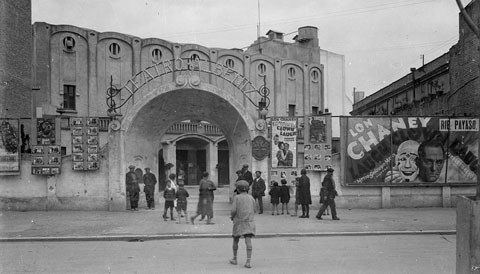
[107, 78, 256, 210]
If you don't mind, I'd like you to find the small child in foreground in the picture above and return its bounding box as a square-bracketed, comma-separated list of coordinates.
[230, 180, 256, 269]
[175, 182, 190, 223]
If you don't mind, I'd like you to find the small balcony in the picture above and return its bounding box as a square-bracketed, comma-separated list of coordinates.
[166, 121, 223, 136]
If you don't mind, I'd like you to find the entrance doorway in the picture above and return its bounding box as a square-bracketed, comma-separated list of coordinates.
[176, 138, 207, 185]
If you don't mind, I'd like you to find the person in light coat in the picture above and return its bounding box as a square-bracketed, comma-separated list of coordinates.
[230, 180, 256, 269]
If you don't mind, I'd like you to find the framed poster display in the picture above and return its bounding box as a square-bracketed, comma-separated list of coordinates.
[71, 117, 100, 171]
[31, 145, 61, 175]
[304, 114, 333, 171]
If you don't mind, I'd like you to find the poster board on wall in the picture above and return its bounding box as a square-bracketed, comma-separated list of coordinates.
[342, 116, 479, 186]
[0, 119, 20, 175]
[71, 117, 100, 171]
[304, 114, 332, 171]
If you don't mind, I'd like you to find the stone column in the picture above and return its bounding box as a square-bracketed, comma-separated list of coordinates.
[207, 142, 218, 185]
[164, 142, 177, 178]
[108, 126, 126, 211]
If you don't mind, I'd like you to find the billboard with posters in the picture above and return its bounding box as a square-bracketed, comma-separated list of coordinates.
[304, 115, 332, 171]
[0, 119, 20, 174]
[342, 116, 479, 186]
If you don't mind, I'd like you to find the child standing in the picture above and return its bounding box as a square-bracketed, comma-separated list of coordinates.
[280, 179, 290, 215]
[268, 181, 281, 215]
[175, 181, 190, 223]
[230, 180, 256, 269]
[163, 180, 176, 221]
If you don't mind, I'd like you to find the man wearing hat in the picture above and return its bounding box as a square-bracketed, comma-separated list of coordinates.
[143, 167, 157, 210]
[251, 171, 266, 214]
[126, 165, 140, 211]
[241, 164, 253, 191]
[316, 167, 340, 220]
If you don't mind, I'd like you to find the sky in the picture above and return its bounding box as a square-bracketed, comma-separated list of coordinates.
[31, 0, 471, 100]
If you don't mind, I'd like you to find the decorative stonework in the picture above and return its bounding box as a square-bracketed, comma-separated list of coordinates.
[175, 74, 201, 88]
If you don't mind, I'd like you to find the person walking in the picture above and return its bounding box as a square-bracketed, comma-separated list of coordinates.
[280, 179, 290, 215]
[316, 167, 340, 220]
[268, 181, 281, 215]
[143, 167, 157, 210]
[175, 181, 190, 223]
[297, 169, 312, 218]
[126, 165, 140, 211]
[229, 180, 256, 269]
[191, 171, 216, 225]
[163, 180, 176, 221]
[251, 171, 266, 214]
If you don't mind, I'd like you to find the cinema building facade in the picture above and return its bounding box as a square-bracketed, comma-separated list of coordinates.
[1, 0, 353, 211]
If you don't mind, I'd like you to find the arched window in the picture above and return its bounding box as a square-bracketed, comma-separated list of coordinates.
[225, 58, 235, 68]
[152, 48, 162, 62]
[63, 36, 75, 51]
[258, 63, 266, 76]
[109, 43, 121, 57]
[287, 67, 296, 79]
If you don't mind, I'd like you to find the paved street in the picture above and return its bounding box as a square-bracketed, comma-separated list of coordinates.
[0, 234, 455, 274]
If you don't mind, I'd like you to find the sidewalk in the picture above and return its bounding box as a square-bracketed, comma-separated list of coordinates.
[0, 203, 456, 242]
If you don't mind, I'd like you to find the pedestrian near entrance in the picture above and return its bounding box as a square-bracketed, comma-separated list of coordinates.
[175, 181, 189, 223]
[269, 181, 281, 215]
[251, 171, 266, 214]
[241, 164, 254, 192]
[126, 165, 140, 211]
[230, 180, 256, 269]
[163, 180, 176, 221]
[316, 167, 340, 220]
[143, 168, 157, 210]
[191, 172, 216, 225]
[280, 179, 290, 215]
[298, 169, 312, 218]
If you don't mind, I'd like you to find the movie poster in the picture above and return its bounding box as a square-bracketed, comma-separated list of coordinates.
[37, 117, 56, 145]
[304, 115, 332, 171]
[0, 119, 20, 174]
[271, 117, 297, 168]
[343, 116, 479, 186]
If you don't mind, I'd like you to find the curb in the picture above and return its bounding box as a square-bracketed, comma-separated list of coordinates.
[0, 230, 456, 242]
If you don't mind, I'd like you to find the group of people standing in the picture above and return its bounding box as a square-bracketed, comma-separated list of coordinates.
[125, 165, 217, 224]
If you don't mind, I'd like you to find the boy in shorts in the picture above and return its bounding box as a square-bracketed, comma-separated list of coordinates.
[230, 180, 256, 268]
[175, 181, 189, 223]
[163, 180, 176, 221]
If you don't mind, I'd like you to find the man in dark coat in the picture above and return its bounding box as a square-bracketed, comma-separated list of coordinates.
[297, 169, 312, 218]
[143, 167, 157, 210]
[241, 164, 254, 190]
[126, 165, 140, 211]
[316, 167, 340, 220]
[251, 171, 266, 214]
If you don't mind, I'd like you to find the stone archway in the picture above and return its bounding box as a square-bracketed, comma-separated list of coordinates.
[107, 78, 256, 210]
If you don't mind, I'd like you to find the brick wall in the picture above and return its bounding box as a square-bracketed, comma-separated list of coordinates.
[448, 0, 480, 117]
[0, 0, 32, 118]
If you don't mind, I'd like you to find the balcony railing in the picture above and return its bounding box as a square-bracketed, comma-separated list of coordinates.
[167, 122, 223, 136]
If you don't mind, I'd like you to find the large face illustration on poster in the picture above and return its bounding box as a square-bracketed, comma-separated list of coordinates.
[343, 117, 479, 186]
[271, 117, 297, 168]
